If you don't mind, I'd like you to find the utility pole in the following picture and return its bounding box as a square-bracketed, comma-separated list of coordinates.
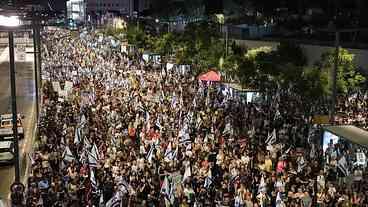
[32, 9, 40, 120]
[331, 31, 339, 121]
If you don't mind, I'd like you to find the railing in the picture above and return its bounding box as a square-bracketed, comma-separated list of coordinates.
[0, 38, 33, 46]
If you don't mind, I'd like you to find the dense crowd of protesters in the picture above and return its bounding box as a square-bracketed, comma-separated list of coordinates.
[23, 29, 368, 207]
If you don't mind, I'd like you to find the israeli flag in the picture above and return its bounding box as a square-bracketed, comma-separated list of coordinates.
[28, 153, 35, 165]
[258, 176, 267, 193]
[88, 151, 98, 168]
[165, 142, 177, 161]
[265, 129, 277, 145]
[118, 179, 131, 195]
[234, 195, 243, 207]
[146, 144, 155, 163]
[80, 114, 87, 126]
[84, 137, 91, 150]
[62, 146, 75, 162]
[91, 143, 100, 161]
[161, 176, 170, 197]
[74, 127, 81, 145]
[204, 176, 213, 189]
[90, 169, 97, 190]
[105, 192, 122, 207]
[338, 156, 349, 177]
[179, 132, 191, 146]
[79, 149, 87, 164]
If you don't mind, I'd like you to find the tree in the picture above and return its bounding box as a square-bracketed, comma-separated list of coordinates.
[317, 48, 366, 94]
[295, 66, 329, 100]
[153, 33, 176, 56]
[276, 41, 307, 66]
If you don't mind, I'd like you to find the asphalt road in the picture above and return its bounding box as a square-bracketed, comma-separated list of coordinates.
[0, 46, 36, 203]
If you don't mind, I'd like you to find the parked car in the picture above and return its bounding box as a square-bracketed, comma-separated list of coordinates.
[0, 140, 14, 164]
[0, 114, 24, 139]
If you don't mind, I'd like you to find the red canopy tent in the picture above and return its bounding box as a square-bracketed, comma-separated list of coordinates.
[198, 70, 221, 82]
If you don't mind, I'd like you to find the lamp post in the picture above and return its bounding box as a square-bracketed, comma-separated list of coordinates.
[8, 30, 20, 184]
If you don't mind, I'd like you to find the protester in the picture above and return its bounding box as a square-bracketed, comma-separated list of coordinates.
[24, 29, 368, 207]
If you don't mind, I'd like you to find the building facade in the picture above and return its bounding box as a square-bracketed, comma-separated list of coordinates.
[67, 0, 86, 23]
[86, 0, 150, 16]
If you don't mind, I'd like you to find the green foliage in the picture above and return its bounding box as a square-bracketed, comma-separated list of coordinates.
[126, 24, 149, 49]
[100, 26, 126, 42]
[318, 48, 366, 94]
[237, 42, 312, 94]
[276, 41, 307, 66]
[295, 67, 329, 100]
[153, 33, 176, 56]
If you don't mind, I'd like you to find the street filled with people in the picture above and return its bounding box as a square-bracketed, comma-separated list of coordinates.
[24, 29, 368, 207]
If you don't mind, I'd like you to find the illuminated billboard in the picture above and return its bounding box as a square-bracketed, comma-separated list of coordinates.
[67, 0, 86, 23]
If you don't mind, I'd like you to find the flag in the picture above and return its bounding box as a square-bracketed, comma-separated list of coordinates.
[91, 143, 100, 161]
[88, 151, 98, 168]
[90, 169, 97, 190]
[297, 156, 306, 173]
[117, 179, 131, 195]
[28, 153, 35, 165]
[156, 117, 162, 130]
[164, 142, 177, 161]
[234, 195, 243, 207]
[146, 144, 155, 163]
[183, 164, 191, 182]
[223, 122, 233, 135]
[179, 132, 191, 146]
[338, 156, 349, 177]
[164, 142, 172, 157]
[276, 191, 282, 202]
[169, 181, 176, 205]
[84, 137, 91, 150]
[74, 127, 81, 144]
[276, 192, 284, 207]
[204, 175, 213, 189]
[80, 114, 87, 126]
[62, 146, 75, 162]
[79, 149, 87, 164]
[258, 176, 267, 193]
[229, 175, 240, 190]
[185, 143, 192, 152]
[105, 192, 122, 207]
[265, 129, 276, 145]
[161, 176, 170, 197]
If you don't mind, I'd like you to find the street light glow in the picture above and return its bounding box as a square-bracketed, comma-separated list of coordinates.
[0, 15, 21, 27]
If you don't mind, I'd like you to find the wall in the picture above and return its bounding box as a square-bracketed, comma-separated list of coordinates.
[233, 39, 368, 71]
